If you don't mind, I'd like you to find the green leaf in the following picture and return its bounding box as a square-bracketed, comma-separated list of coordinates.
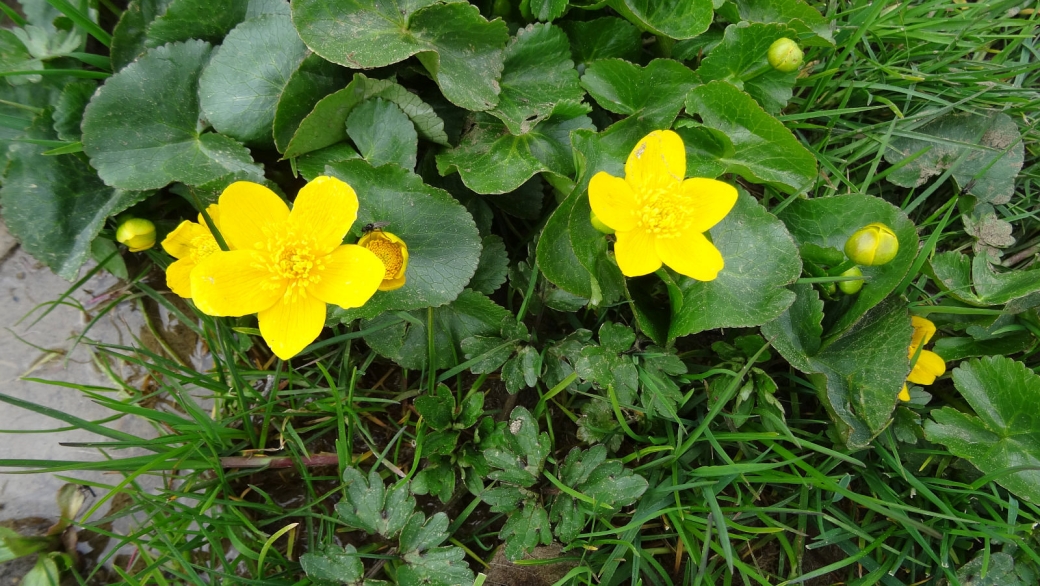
[499, 501, 552, 561]
[933, 332, 1035, 363]
[929, 251, 1040, 307]
[335, 467, 415, 539]
[955, 551, 1036, 586]
[144, 0, 286, 47]
[489, 23, 583, 135]
[399, 546, 475, 586]
[670, 190, 801, 339]
[198, 13, 309, 145]
[323, 160, 481, 319]
[295, 143, 359, 181]
[272, 53, 348, 153]
[399, 511, 451, 555]
[695, 23, 798, 114]
[884, 111, 1024, 205]
[284, 73, 445, 159]
[346, 98, 418, 169]
[580, 58, 697, 130]
[925, 356, 1040, 504]
[763, 291, 912, 448]
[469, 234, 509, 294]
[682, 80, 816, 194]
[778, 193, 918, 337]
[436, 102, 593, 194]
[0, 29, 42, 84]
[21, 555, 61, 586]
[606, 0, 713, 40]
[0, 527, 51, 563]
[561, 17, 642, 67]
[82, 40, 264, 190]
[292, 0, 508, 111]
[527, 0, 568, 21]
[415, 386, 455, 431]
[730, 0, 834, 46]
[299, 544, 365, 585]
[362, 290, 509, 371]
[109, 0, 172, 71]
[52, 80, 95, 142]
[1, 111, 146, 280]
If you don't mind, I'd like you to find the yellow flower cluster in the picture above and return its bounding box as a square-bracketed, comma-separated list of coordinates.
[900, 316, 946, 401]
[162, 176, 408, 360]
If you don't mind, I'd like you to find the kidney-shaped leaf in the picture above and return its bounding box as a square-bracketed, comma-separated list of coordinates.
[696, 22, 798, 114]
[607, 0, 713, 40]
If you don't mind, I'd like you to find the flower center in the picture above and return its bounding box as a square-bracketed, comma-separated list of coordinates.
[189, 235, 220, 264]
[262, 235, 327, 300]
[636, 186, 688, 238]
[366, 238, 404, 279]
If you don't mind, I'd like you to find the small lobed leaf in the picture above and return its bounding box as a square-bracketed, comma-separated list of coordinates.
[399, 546, 475, 586]
[335, 467, 415, 539]
[346, 98, 418, 170]
[398, 512, 451, 556]
[299, 544, 365, 585]
[499, 501, 552, 561]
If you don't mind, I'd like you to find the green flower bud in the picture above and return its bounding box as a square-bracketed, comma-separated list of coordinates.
[768, 38, 803, 73]
[844, 222, 899, 266]
[116, 218, 156, 252]
[590, 210, 614, 235]
[838, 266, 864, 295]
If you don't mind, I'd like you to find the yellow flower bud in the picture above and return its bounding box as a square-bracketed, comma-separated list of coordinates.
[358, 229, 408, 291]
[844, 223, 899, 266]
[589, 210, 614, 235]
[768, 37, 803, 73]
[116, 218, 156, 252]
[838, 266, 864, 295]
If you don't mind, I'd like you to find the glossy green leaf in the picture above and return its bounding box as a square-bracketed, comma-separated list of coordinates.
[470, 234, 509, 294]
[199, 13, 309, 145]
[292, 0, 508, 111]
[143, 0, 287, 47]
[933, 332, 1035, 362]
[606, 0, 712, 40]
[695, 22, 798, 114]
[295, 143, 359, 181]
[527, 0, 568, 21]
[323, 160, 481, 320]
[561, 17, 641, 67]
[930, 251, 1040, 307]
[0, 29, 42, 83]
[82, 40, 264, 190]
[925, 356, 1040, 504]
[489, 23, 583, 135]
[1, 111, 146, 280]
[580, 58, 697, 130]
[669, 190, 801, 338]
[109, 0, 173, 71]
[683, 80, 816, 193]
[730, 0, 833, 46]
[884, 111, 1024, 205]
[778, 193, 918, 338]
[272, 53, 348, 153]
[52, 80, 95, 142]
[346, 98, 418, 169]
[436, 102, 593, 194]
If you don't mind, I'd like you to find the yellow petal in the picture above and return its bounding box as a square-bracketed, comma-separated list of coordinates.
[910, 315, 936, 349]
[258, 292, 327, 360]
[614, 229, 662, 276]
[197, 203, 222, 236]
[190, 250, 285, 316]
[162, 220, 204, 259]
[681, 178, 738, 233]
[625, 130, 685, 190]
[288, 176, 360, 255]
[898, 384, 911, 402]
[656, 231, 724, 281]
[218, 181, 290, 251]
[310, 244, 384, 309]
[166, 258, 195, 298]
[588, 172, 637, 232]
[908, 349, 945, 385]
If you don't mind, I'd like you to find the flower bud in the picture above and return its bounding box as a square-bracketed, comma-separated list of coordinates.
[844, 223, 899, 266]
[768, 38, 803, 73]
[838, 266, 863, 295]
[590, 210, 614, 235]
[116, 218, 156, 252]
[358, 229, 408, 291]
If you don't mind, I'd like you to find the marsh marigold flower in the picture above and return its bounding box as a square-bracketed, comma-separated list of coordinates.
[900, 316, 946, 401]
[589, 130, 737, 280]
[162, 204, 223, 298]
[116, 218, 156, 252]
[845, 222, 899, 266]
[190, 177, 384, 360]
[358, 230, 408, 291]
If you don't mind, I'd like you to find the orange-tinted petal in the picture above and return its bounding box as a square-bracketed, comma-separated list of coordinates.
[910, 315, 936, 349]
[614, 229, 662, 277]
[908, 349, 945, 385]
[681, 177, 738, 233]
[258, 292, 327, 360]
[166, 258, 195, 298]
[309, 244, 384, 309]
[190, 250, 285, 317]
[288, 176, 359, 255]
[656, 231, 724, 281]
[218, 181, 290, 251]
[588, 172, 637, 232]
[162, 220, 205, 259]
[625, 130, 685, 190]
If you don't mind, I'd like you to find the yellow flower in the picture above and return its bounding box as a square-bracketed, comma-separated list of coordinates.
[845, 222, 899, 266]
[116, 218, 156, 252]
[899, 316, 946, 401]
[358, 230, 408, 291]
[588, 130, 738, 280]
[162, 204, 223, 298]
[190, 177, 385, 360]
